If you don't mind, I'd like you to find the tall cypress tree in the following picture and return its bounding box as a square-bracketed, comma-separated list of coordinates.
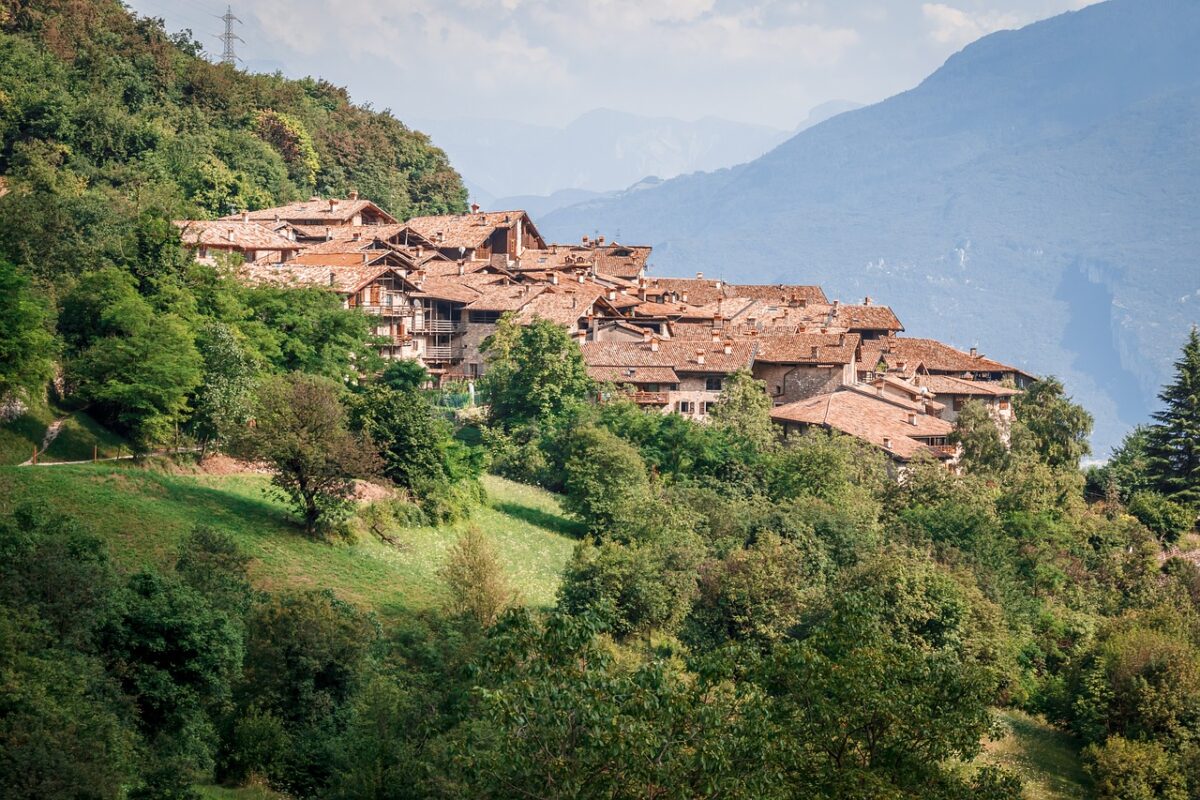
[1145, 327, 1200, 506]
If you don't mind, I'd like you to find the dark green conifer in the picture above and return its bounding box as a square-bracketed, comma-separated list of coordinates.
[1145, 327, 1200, 507]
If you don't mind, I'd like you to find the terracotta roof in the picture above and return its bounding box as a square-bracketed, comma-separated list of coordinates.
[287, 251, 394, 268]
[239, 262, 401, 294]
[515, 287, 603, 326]
[831, 303, 904, 332]
[912, 374, 1020, 397]
[403, 211, 543, 250]
[771, 388, 955, 461]
[464, 284, 547, 313]
[588, 365, 680, 384]
[173, 220, 300, 251]
[748, 332, 860, 365]
[725, 283, 829, 304]
[582, 339, 755, 374]
[224, 197, 397, 225]
[860, 337, 1028, 377]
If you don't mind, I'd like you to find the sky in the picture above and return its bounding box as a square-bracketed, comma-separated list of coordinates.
[127, 0, 1101, 130]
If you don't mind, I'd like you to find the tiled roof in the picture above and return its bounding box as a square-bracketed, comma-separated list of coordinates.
[582, 339, 755, 374]
[288, 251, 397, 268]
[771, 387, 955, 461]
[403, 211, 542, 250]
[174, 220, 300, 251]
[514, 287, 603, 326]
[913, 374, 1020, 397]
[588, 365, 680, 384]
[860, 337, 1028, 377]
[725, 283, 829, 304]
[224, 197, 397, 225]
[748, 332, 860, 364]
[830, 303, 904, 332]
[239, 263, 399, 294]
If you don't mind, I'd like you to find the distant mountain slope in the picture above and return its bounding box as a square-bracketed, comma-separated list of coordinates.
[542, 0, 1200, 454]
[419, 108, 792, 198]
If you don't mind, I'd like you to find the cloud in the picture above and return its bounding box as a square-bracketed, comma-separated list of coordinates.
[921, 3, 1022, 46]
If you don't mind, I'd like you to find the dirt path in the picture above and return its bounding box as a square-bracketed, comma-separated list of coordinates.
[19, 416, 68, 465]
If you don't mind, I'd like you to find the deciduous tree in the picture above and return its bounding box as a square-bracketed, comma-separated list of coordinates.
[233, 373, 380, 536]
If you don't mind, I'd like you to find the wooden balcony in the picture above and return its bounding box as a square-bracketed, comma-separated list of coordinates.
[413, 319, 464, 334]
[424, 345, 464, 362]
[356, 304, 407, 316]
[630, 391, 670, 405]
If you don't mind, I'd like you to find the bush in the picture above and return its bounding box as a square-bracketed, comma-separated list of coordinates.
[1084, 736, 1188, 800]
[1127, 491, 1194, 544]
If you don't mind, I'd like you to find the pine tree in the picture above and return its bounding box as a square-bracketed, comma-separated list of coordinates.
[1145, 327, 1200, 507]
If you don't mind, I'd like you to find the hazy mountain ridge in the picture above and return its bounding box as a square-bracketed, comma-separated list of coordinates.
[541, 0, 1200, 454]
[419, 108, 794, 199]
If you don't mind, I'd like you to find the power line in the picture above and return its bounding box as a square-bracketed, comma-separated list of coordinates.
[214, 5, 243, 66]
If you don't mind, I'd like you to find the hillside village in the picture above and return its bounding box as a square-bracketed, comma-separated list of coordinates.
[177, 196, 1033, 465]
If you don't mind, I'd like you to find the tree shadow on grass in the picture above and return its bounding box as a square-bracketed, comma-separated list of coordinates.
[155, 478, 304, 536]
[491, 499, 586, 539]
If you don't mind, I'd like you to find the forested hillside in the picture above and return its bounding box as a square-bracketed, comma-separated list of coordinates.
[0, 0, 465, 260]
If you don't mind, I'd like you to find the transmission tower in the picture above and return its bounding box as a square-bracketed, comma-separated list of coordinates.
[215, 5, 243, 66]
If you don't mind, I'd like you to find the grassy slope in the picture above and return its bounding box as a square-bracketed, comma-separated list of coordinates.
[0, 398, 130, 465]
[0, 465, 579, 618]
[974, 709, 1089, 800]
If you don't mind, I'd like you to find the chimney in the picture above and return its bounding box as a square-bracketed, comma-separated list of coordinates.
[470, 202, 480, 213]
[970, 346, 978, 358]
[714, 280, 723, 290]
[607, 290, 616, 300]
[325, 227, 332, 241]
[574, 329, 586, 343]
[696, 271, 704, 279]
[577, 273, 586, 284]
[642, 328, 652, 343]
[723, 340, 732, 355]
[437, 232, 445, 243]
[695, 348, 706, 365]
[349, 189, 358, 200]
[597, 235, 605, 246]
[351, 232, 361, 241]
[907, 412, 918, 426]
[582, 235, 590, 246]
[650, 337, 660, 352]
[811, 345, 819, 358]
[241, 210, 249, 223]
[876, 385, 885, 396]
[838, 333, 846, 346]
[681, 292, 689, 303]
[329, 198, 339, 211]
[550, 273, 559, 285]
[227, 227, 236, 243]
[711, 329, 721, 343]
[883, 437, 893, 450]
[457, 261, 465, 276]
[362, 252, 369, 264]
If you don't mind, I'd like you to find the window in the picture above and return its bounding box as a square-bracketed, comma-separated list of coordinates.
[198, 247, 209, 259]
[676, 400, 695, 414]
[705, 376, 723, 391]
[701, 402, 716, 416]
[953, 397, 965, 411]
[642, 383, 660, 393]
[999, 399, 1010, 410]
